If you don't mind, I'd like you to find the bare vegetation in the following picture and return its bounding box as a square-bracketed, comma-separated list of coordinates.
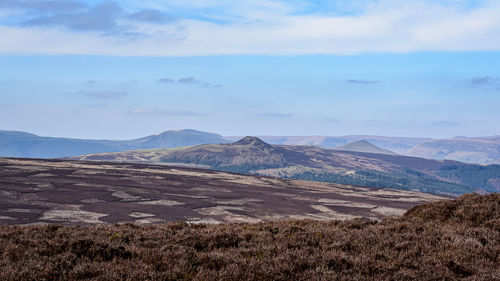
[1, 194, 498, 280]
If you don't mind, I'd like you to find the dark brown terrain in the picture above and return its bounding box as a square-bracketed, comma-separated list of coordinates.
[0, 157, 446, 225]
[0, 194, 498, 280]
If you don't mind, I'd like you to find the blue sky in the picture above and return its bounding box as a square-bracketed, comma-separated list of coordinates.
[1, 0, 500, 139]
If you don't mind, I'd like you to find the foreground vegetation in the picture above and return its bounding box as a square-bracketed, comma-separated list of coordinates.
[1, 194, 499, 280]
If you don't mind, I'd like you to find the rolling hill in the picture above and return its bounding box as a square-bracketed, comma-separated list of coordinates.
[226, 135, 431, 153]
[71, 137, 500, 195]
[407, 136, 500, 164]
[4, 129, 500, 165]
[0, 129, 228, 158]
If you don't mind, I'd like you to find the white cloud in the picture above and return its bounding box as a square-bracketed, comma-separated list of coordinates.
[1, 0, 500, 55]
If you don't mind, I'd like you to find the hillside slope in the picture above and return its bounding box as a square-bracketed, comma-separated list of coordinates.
[0, 129, 228, 158]
[408, 137, 500, 164]
[71, 137, 500, 195]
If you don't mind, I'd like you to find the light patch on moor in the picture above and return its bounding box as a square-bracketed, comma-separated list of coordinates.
[185, 217, 221, 224]
[222, 176, 278, 188]
[6, 208, 40, 213]
[29, 173, 55, 177]
[41, 209, 108, 223]
[223, 215, 261, 223]
[129, 212, 155, 218]
[310, 205, 359, 220]
[318, 199, 350, 204]
[189, 187, 214, 192]
[214, 198, 263, 205]
[0, 215, 16, 220]
[371, 206, 406, 216]
[138, 200, 185, 206]
[71, 169, 103, 175]
[33, 183, 54, 190]
[318, 199, 377, 209]
[260, 214, 314, 221]
[111, 191, 142, 201]
[195, 206, 245, 216]
[133, 217, 165, 224]
[161, 192, 210, 199]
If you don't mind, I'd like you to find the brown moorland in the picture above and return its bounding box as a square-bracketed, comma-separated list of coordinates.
[0, 157, 446, 225]
[0, 193, 498, 281]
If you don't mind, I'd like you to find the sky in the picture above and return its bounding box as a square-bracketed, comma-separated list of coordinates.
[1, 0, 500, 139]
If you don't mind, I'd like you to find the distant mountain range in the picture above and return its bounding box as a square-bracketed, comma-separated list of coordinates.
[407, 136, 500, 164]
[0, 129, 228, 158]
[2, 129, 500, 164]
[226, 135, 430, 154]
[70, 136, 500, 196]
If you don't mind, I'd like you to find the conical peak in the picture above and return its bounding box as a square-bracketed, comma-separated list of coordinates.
[352, 140, 371, 145]
[233, 136, 272, 148]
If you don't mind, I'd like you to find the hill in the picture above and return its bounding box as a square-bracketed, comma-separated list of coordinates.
[71, 137, 500, 195]
[0, 157, 445, 225]
[408, 136, 500, 164]
[4, 129, 500, 165]
[0, 129, 228, 158]
[225, 135, 431, 153]
[0, 193, 498, 280]
[332, 140, 396, 155]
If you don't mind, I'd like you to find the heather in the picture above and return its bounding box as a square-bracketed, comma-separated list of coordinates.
[1, 194, 499, 281]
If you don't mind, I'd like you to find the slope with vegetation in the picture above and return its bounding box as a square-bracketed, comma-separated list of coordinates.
[0, 194, 498, 280]
[72, 137, 500, 195]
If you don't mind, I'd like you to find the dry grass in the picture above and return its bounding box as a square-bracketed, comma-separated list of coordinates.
[1, 194, 499, 281]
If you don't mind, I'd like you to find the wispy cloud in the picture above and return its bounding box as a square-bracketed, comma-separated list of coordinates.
[0, 0, 86, 13]
[128, 107, 205, 116]
[79, 90, 127, 99]
[158, 77, 221, 88]
[129, 9, 174, 24]
[23, 2, 122, 32]
[257, 113, 293, 118]
[345, 79, 379, 84]
[468, 76, 500, 91]
[469, 76, 500, 85]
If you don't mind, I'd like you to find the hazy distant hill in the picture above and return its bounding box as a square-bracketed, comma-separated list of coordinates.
[407, 136, 500, 164]
[127, 129, 229, 149]
[71, 137, 500, 195]
[227, 135, 431, 154]
[0, 129, 228, 158]
[332, 140, 396, 155]
[0, 130, 119, 158]
[4, 128, 500, 165]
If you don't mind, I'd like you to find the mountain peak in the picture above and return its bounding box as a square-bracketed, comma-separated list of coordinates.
[233, 136, 272, 148]
[334, 140, 396, 155]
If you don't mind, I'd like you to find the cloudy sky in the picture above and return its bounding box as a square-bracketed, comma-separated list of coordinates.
[1, 0, 500, 139]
